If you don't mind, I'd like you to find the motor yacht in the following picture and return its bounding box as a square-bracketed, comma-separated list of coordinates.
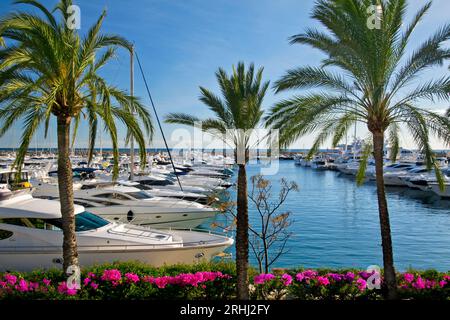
[34, 184, 218, 228]
[116, 180, 214, 205]
[131, 174, 221, 194]
[311, 157, 329, 170]
[403, 169, 450, 191]
[427, 181, 450, 198]
[0, 192, 233, 272]
[384, 166, 427, 186]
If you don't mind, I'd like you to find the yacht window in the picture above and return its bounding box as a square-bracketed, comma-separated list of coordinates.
[127, 191, 152, 200]
[0, 230, 13, 240]
[93, 193, 114, 199]
[73, 200, 95, 208]
[48, 212, 109, 232]
[112, 193, 132, 200]
[396, 164, 413, 168]
[93, 193, 131, 201]
[141, 180, 173, 186]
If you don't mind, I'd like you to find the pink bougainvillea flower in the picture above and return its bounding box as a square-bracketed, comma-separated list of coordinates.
[327, 273, 342, 282]
[253, 274, 275, 285]
[302, 270, 318, 278]
[16, 279, 29, 292]
[4, 274, 17, 286]
[125, 273, 140, 284]
[403, 273, 414, 283]
[281, 274, 293, 286]
[101, 269, 122, 282]
[154, 276, 170, 289]
[295, 273, 305, 282]
[57, 282, 78, 296]
[439, 280, 447, 288]
[83, 278, 91, 286]
[42, 279, 51, 286]
[344, 272, 355, 282]
[90, 282, 99, 290]
[412, 276, 425, 290]
[317, 276, 330, 286]
[356, 278, 367, 291]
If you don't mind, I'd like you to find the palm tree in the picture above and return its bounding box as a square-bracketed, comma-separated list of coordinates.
[265, 0, 450, 299]
[165, 62, 269, 299]
[0, 0, 153, 272]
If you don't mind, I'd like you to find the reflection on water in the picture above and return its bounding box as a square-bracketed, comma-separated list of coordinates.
[214, 161, 450, 271]
[385, 186, 450, 210]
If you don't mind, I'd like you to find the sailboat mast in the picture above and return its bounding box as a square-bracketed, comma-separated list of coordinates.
[129, 45, 135, 181]
[353, 122, 357, 160]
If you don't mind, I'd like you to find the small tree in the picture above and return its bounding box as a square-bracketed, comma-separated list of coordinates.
[220, 175, 298, 274]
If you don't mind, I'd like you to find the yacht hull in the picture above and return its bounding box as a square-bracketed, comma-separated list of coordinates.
[0, 240, 233, 272]
[88, 207, 216, 228]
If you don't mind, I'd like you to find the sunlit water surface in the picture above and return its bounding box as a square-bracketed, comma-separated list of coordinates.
[208, 160, 450, 271]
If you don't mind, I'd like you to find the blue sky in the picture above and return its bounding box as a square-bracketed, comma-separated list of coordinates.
[0, 0, 449, 150]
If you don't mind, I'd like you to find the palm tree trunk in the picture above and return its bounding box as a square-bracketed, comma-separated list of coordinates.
[57, 116, 79, 272]
[236, 163, 249, 299]
[373, 132, 397, 299]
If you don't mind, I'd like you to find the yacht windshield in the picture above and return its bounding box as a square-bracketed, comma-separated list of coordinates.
[48, 212, 109, 232]
[127, 191, 152, 200]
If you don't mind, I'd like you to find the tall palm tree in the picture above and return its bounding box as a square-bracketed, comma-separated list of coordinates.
[265, 0, 450, 299]
[0, 0, 153, 272]
[165, 62, 269, 299]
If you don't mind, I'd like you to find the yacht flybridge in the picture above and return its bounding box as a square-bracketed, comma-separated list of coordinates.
[33, 185, 218, 228]
[0, 192, 233, 272]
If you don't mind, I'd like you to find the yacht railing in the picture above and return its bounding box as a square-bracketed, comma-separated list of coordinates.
[0, 233, 232, 252]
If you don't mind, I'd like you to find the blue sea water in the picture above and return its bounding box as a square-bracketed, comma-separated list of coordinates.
[215, 160, 450, 271]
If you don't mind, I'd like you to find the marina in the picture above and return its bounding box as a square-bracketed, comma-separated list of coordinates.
[1, 146, 449, 271]
[0, 0, 450, 304]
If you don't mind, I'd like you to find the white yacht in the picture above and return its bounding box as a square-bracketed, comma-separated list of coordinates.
[294, 155, 303, 166]
[33, 185, 218, 228]
[403, 169, 450, 191]
[428, 182, 450, 198]
[311, 158, 329, 170]
[131, 174, 220, 194]
[384, 166, 427, 186]
[0, 191, 233, 272]
[116, 180, 214, 205]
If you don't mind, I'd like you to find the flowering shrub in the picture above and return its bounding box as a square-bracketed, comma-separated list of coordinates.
[0, 262, 236, 300]
[252, 269, 450, 300]
[0, 269, 233, 300]
[1, 263, 449, 300]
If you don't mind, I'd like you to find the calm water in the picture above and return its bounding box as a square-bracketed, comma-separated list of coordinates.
[215, 160, 450, 271]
